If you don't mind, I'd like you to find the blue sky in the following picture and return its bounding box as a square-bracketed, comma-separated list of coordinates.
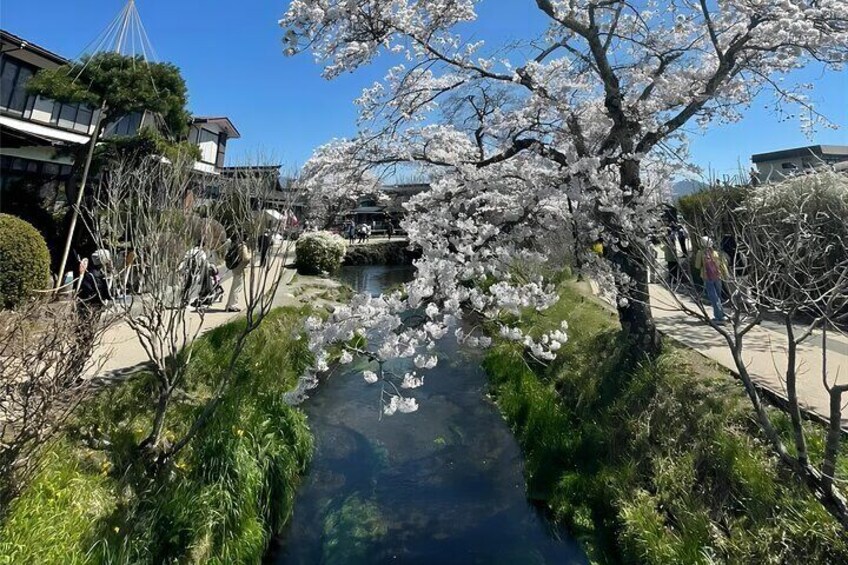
[4, 0, 846, 176]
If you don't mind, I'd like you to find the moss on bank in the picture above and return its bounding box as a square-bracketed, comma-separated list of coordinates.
[0, 307, 314, 564]
[484, 282, 848, 564]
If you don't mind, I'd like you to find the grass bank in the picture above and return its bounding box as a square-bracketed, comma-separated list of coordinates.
[0, 306, 314, 564]
[484, 281, 848, 564]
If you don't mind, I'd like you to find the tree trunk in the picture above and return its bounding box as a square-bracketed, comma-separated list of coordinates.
[614, 247, 662, 356]
[142, 385, 170, 452]
[613, 158, 661, 357]
[784, 318, 810, 467]
[822, 385, 846, 491]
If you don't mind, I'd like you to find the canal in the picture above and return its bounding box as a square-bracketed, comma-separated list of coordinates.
[266, 265, 586, 564]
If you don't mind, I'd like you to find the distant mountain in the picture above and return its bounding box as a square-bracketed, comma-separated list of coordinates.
[671, 179, 706, 198]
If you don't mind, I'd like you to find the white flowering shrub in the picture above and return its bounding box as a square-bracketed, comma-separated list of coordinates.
[296, 231, 347, 275]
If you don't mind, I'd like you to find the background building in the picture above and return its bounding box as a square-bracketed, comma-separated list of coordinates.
[0, 29, 241, 207]
[0, 29, 247, 273]
[347, 183, 429, 233]
[752, 144, 848, 182]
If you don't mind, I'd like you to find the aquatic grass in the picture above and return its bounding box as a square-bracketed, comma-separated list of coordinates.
[0, 306, 315, 564]
[485, 280, 848, 564]
[321, 494, 388, 565]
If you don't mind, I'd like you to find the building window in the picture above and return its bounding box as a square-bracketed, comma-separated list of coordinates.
[51, 102, 95, 133]
[0, 57, 36, 114]
[215, 132, 227, 169]
[780, 162, 797, 170]
[0, 155, 73, 197]
[107, 112, 143, 137]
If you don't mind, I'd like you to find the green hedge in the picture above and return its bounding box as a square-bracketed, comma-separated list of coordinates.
[296, 231, 347, 275]
[484, 281, 848, 564]
[0, 214, 51, 309]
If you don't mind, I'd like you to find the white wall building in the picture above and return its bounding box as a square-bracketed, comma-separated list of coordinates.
[752, 145, 848, 182]
[189, 117, 240, 174]
[0, 29, 240, 202]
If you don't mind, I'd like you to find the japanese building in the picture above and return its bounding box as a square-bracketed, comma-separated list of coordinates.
[0, 29, 242, 212]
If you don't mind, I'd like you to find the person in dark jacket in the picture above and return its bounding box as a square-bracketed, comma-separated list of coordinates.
[258, 230, 272, 267]
[78, 252, 112, 309]
[76, 251, 112, 343]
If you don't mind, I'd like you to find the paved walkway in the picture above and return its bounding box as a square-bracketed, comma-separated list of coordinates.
[87, 238, 409, 381]
[649, 284, 848, 430]
[86, 245, 339, 381]
[586, 278, 847, 429]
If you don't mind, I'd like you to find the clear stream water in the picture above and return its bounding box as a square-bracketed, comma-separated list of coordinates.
[265, 265, 586, 564]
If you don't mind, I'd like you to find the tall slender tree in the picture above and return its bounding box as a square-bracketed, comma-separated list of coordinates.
[27, 52, 193, 282]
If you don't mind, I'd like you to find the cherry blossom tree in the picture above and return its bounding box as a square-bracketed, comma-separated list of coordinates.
[300, 141, 382, 229]
[285, 159, 572, 415]
[281, 0, 847, 356]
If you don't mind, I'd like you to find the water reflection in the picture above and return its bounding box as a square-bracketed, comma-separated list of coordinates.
[266, 266, 586, 564]
[338, 265, 416, 297]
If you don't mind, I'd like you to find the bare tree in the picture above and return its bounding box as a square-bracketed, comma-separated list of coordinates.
[86, 156, 300, 467]
[649, 171, 848, 527]
[0, 298, 109, 505]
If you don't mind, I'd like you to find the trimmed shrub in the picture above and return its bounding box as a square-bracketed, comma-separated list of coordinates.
[0, 214, 51, 309]
[296, 231, 347, 275]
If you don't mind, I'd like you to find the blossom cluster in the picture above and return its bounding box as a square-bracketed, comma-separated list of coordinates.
[280, 0, 848, 412]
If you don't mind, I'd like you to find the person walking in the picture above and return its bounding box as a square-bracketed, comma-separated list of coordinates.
[676, 223, 689, 256]
[224, 236, 250, 312]
[257, 230, 272, 268]
[345, 220, 356, 244]
[694, 237, 729, 323]
[386, 220, 395, 241]
[664, 230, 681, 285]
[77, 250, 112, 343]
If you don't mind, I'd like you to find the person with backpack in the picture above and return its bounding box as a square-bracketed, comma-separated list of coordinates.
[225, 236, 250, 312]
